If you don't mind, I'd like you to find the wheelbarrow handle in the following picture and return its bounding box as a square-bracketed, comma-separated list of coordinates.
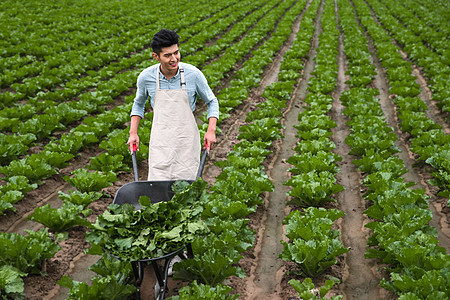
[196, 145, 208, 180]
[132, 144, 139, 182]
[132, 144, 207, 182]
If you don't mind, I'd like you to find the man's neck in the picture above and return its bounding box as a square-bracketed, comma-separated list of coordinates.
[160, 65, 178, 80]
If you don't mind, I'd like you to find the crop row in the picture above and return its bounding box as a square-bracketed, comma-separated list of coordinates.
[0, 0, 309, 298]
[343, 0, 450, 298]
[280, 0, 347, 297]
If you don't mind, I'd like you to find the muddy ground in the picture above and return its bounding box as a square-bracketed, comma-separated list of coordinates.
[0, 0, 448, 299]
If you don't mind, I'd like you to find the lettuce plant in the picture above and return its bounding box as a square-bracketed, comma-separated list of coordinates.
[29, 202, 91, 233]
[167, 280, 238, 300]
[0, 228, 60, 275]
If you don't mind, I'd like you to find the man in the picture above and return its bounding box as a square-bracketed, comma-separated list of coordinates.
[127, 29, 219, 181]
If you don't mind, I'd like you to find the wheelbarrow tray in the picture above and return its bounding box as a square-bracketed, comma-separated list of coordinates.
[113, 180, 193, 210]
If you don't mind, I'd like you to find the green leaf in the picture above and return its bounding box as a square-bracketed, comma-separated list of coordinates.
[0, 265, 26, 297]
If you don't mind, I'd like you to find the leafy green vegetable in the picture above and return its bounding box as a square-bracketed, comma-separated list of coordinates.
[1, 176, 37, 195]
[0, 133, 36, 166]
[238, 117, 284, 141]
[245, 107, 282, 122]
[202, 194, 255, 220]
[364, 185, 428, 221]
[0, 155, 57, 183]
[0, 198, 16, 216]
[294, 137, 336, 154]
[167, 280, 238, 300]
[283, 208, 344, 241]
[353, 152, 406, 176]
[0, 265, 26, 299]
[214, 155, 263, 170]
[426, 150, 450, 195]
[63, 169, 117, 193]
[58, 189, 102, 208]
[87, 180, 209, 261]
[57, 275, 136, 300]
[289, 278, 343, 300]
[380, 269, 450, 299]
[38, 150, 74, 169]
[13, 114, 65, 140]
[280, 207, 348, 277]
[296, 114, 336, 131]
[285, 171, 344, 207]
[280, 237, 348, 277]
[29, 202, 91, 232]
[345, 132, 400, 157]
[88, 254, 134, 280]
[88, 153, 130, 173]
[45, 131, 98, 155]
[287, 151, 341, 175]
[204, 217, 255, 253]
[173, 235, 245, 286]
[0, 228, 60, 274]
[210, 168, 270, 207]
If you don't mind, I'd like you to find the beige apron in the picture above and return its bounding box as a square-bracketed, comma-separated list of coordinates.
[148, 64, 201, 181]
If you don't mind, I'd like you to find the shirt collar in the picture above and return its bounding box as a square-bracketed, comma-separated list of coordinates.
[158, 64, 181, 81]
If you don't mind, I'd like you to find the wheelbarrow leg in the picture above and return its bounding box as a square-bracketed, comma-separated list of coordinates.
[151, 260, 166, 299]
[131, 261, 146, 299]
[160, 257, 174, 299]
[150, 255, 180, 299]
[186, 243, 193, 259]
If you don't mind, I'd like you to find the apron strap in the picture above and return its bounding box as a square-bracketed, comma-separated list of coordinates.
[156, 65, 160, 90]
[179, 65, 186, 90]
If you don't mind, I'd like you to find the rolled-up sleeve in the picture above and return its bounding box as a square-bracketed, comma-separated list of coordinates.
[130, 74, 148, 118]
[196, 71, 220, 120]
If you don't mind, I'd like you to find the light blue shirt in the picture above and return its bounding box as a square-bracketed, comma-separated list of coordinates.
[130, 62, 219, 120]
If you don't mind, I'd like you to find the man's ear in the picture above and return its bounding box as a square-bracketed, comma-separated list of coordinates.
[152, 52, 160, 61]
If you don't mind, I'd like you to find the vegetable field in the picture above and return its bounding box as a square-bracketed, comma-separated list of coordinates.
[1, 0, 449, 299]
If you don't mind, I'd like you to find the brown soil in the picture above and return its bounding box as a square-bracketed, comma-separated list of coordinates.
[1, 0, 448, 299]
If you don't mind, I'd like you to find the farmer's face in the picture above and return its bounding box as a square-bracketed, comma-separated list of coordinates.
[153, 44, 180, 75]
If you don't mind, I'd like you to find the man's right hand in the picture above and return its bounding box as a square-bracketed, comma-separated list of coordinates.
[127, 133, 140, 153]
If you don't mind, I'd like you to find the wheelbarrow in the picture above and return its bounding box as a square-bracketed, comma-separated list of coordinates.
[112, 144, 208, 299]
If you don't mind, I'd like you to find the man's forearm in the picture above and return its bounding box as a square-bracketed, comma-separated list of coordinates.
[207, 117, 217, 134]
[129, 115, 142, 134]
[127, 115, 142, 152]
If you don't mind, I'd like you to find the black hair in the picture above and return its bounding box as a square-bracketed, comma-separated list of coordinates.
[151, 29, 179, 54]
